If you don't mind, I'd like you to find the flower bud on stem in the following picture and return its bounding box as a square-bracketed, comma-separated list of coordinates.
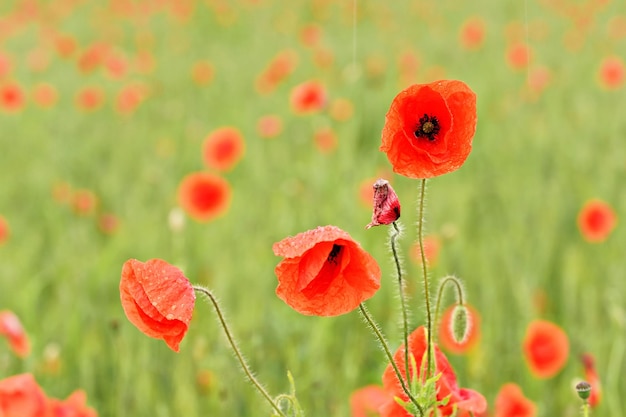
[193, 286, 287, 417]
[433, 275, 467, 341]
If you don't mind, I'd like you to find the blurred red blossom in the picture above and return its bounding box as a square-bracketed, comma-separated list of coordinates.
[191, 60, 214, 86]
[350, 385, 387, 417]
[255, 49, 298, 94]
[523, 320, 569, 379]
[76, 86, 104, 111]
[494, 383, 536, 417]
[506, 43, 532, 69]
[0, 310, 30, 357]
[459, 17, 486, 50]
[257, 115, 283, 139]
[581, 353, 602, 407]
[32, 83, 58, 108]
[578, 199, 617, 242]
[178, 172, 231, 222]
[48, 389, 98, 417]
[0, 215, 9, 245]
[0, 82, 25, 112]
[313, 127, 338, 154]
[273, 225, 381, 316]
[202, 127, 246, 172]
[0, 373, 48, 417]
[598, 56, 624, 90]
[290, 80, 327, 114]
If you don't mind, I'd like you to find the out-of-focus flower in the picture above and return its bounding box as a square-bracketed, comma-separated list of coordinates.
[494, 383, 536, 417]
[0, 311, 30, 357]
[523, 320, 569, 379]
[578, 199, 617, 243]
[178, 172, 231, 222]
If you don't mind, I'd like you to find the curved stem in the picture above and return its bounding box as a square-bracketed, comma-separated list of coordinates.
[193, 286, 287, 417]
[359, 303, 423, 417]
[416, 179, 433, 376]
[433, 275, 465, 332]
[391, 221, 410, 387]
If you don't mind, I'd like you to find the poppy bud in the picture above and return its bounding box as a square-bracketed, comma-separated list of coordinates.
[366, 179, 401, 229]
[576, 381, 592, 401]
[450, 304, 471, 344]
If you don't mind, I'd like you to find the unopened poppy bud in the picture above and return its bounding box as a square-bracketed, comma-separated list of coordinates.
[576, 381, 592, 401]
[366, 179, 401, 229]
[450, 304, 471, 344]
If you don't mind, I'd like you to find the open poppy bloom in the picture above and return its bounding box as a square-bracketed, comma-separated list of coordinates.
[380, 80, 477, 179]
[438, 304, 480, 355]
[0, 373, 48, 417]
[0, 311, 30, 357]
[350, 385, 387, 417]
[523, 320, 569, 378]
[120, 258, 196, 352]
[581, 353, 602, 407]
[380, 326, 487, 417]
[202, 127, 245, 172]
[178, 172, 231, 222]
[273, 225, 381, 316]
[494, 383, 536, 417]
[578, 199, 617, 243]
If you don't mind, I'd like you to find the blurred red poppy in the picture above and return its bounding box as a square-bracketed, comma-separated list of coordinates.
[459, 17, 486, 50]
[120, 258, 196, 352]
[54, 35, 77, 58]
[313, 127, 337, 154]
[299, 23, 322, 47]
[381, 326, 487, 417]
[506, 43, 532, 69]
[48, 390, 97, 417]
[494, 383, 536, 417]
[0, 373, 48, 417]
[191, 60, 214, 86]
[598, 56, 624, 90]
[438, 303, 480, 355]
[273, 225, 381, 316]
[0, 82, 25, 112]
[178, 172, 231, 222]
[72, 189, 98, 216]
[350, 385, 387, 417]
[255, 49, 298, 94]
[104, 53, 128, 79]
[257, 115, 283, 139]
[76, 87, 104, 111]
[380, 80, 477, 179]
[329, 97, 354, 121]
[290, 80, 327, 114]
[0, 53, 12, 78]
[32, 83, 58, 108]
[202, 127, 245, 171]
[0, 311, 30, 357]
[0, 215, 9, 245]
[523, 320, 569, 378]
[578, 199, 617, 243]
[581, 353, 602, 407]
[115, 84, 146, 115]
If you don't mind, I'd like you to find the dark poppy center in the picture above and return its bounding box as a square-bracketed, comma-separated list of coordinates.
[414, 114, 440, 141]
[326, 244, 343, 265]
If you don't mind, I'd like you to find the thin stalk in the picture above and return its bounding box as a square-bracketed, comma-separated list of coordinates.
[416, 178, 433, 376]
[433, 275, 465, 331]
[359, 303, 423, 417]
[193, 286, 287, 417]
[391, 221, 410, 387]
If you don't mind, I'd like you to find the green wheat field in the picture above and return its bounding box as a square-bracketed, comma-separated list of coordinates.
[0, 0, 625, 416]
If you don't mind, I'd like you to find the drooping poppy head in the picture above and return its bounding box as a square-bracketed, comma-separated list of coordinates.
[577, 199, 617, 243]
[48, 389, 98, 417]
[273, 225, 381, 316]
[459, 17, 486, 50]
[177, 172, 231, 222]
[0, 311, 30, 357]
[202, 127, 245, 171]
[581, 353, 602, 407]
[0, 82, 25, 112]
[380, 326, 487, 417]
[350, 385, 387, 417]
[257, 114, 283, 139]
[598, 56, 624, 90]
[0, 373, 48, 417]
[0, 215, 9, 245]
[438, 303, 481, 355]
[365, 179, 401, 229]
[120, 258, 196, 352]
[523, 320, 569, 379]
[380, 80, 477, 179]
[290, 80, 327, 114]
[494, 383, 537, 417]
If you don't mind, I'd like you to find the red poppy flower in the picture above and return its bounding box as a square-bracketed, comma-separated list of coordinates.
[523, 320, 569, 378]
[105, 53, 128, 79]
[120, 258, 196, 352]
[598, 56, 624, 90]
[202, 127, 245, 171]
[0, 215, 9, 245]
[380, 80, 477, 179]
[313, 127, 338, 154]
[494, 383, 536, 417]
[381, 326, 487, 417]
[299, 23, 322, 47]
[273, 225, 381, 316]
[76, 87, 104, 111]
[0, 53, 11, 78]
[255, 49, 298, 94]
[578, 199, 617, 243]
[290, 80, 327, 114]
[350, 385, 387, 417]
[257, 115, 283, 139]
[54, 35, 77, 58]
[32, 83, 58, 108]
[115, 84, 147, 115]
[178, 172, 231, 222]
[459, 17, 486, 50]
[0, 82, 25, 112]
[72, 189, 98, 216]
[581, 353, 602, 407]
[0, 311, 30, 357]
[48, 390, 97, 417]
[506, 43, 532, 69]
[438, 304, 480, 355]
[191, 60, 214, 86]
[0, 373, 48, 417]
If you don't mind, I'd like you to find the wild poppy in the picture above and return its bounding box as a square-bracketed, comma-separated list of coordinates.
[120, 258, 196, 352]
[76, 86, 104, 111]
[581, 353, 602, 407]
[0, 53, 11, 78]
[104, 53, 128, 79]
[0, 82, 25, 112]
[350, 385, 387, 417]
[380, 326, 487, 417]
[178, 172, 231, 222]
[72, 189, 98, 216]
[255, 49, 298, 94]
[494, 383, 536, 417]
[380, 80, 477, 179]
[313, 127, 338, 154]
[48, 390, 98, 417]
[459, 17, 486, 50]
[0, 311, 30, 357]
[366, 179, 401, 229]
[578, 199, 617, 243]
[598, 56, 624, 90]
[290, 80, 327, 114]
[54, 35, 77, 58]
[32, 83, 58, 108]
[299, 23, 322, 47]
[523, 320, 569, 379]
[115, 84, 146, 115]
[0, 373, 48, 417]
[257, 115, 283, 139]
[273, 225, 381, 316]
[202, 127, 245, 172]
[506, 43, 532, 69]
[0, 215, 9, 245]
[438, 303, 480, 355]
[191, 60, 214, 86]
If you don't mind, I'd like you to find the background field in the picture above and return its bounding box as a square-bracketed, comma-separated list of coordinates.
[0, 0, 625, 416]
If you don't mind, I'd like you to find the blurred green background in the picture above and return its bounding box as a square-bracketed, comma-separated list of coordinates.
[0, 0, 624, 415]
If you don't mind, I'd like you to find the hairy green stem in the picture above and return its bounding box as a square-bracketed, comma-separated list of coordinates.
[433, 275, 465, 331]
[359, 303, 423, 417]
[416, 178, 433, 376]
[193, 286, 287, 417]
[391, 221, 410, 387]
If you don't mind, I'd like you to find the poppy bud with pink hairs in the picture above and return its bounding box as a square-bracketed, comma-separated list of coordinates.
[366, 179, 400, 229]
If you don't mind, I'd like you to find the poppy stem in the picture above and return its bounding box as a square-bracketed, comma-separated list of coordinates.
[433, 275, 465, 333]
[358, 303, 424, 417]
[416, 178, 434, 376]
[390, 221, 411, 388]
[193, 286, 287, 417]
